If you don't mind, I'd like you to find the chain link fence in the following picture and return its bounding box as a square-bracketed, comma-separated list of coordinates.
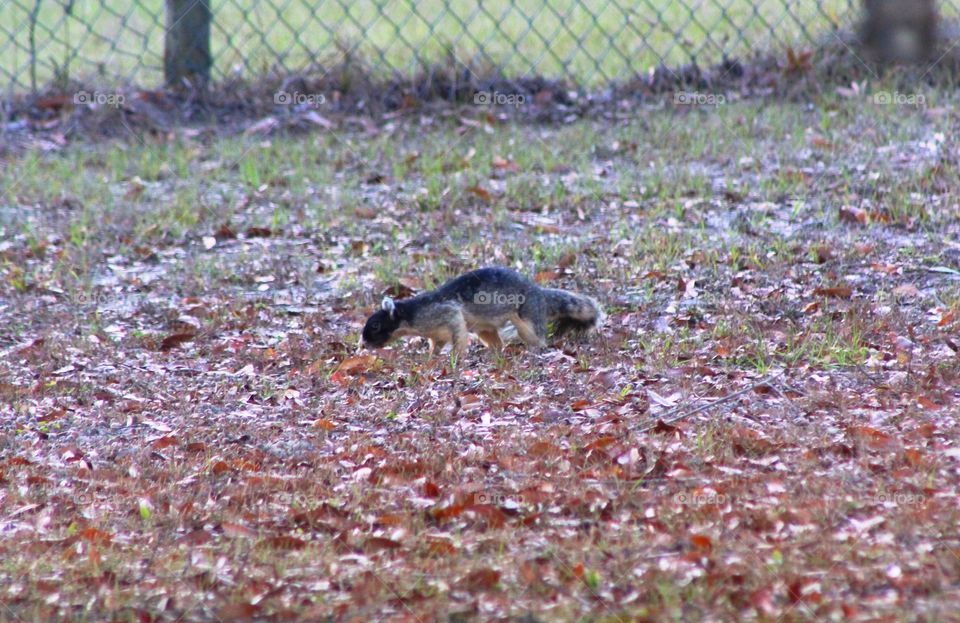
[1, 1, 953, 94]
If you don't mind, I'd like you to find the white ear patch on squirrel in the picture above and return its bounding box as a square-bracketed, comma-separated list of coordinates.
[381, 297, 396, 318]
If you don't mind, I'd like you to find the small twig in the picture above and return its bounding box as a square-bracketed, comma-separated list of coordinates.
[764, 381, 804, 419]
[638, 369, 786, 433]
[925, 266, 960, 277]
[776, 381, 805, 396]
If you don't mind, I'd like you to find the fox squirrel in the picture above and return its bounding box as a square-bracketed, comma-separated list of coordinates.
[360, 267, 603, 356]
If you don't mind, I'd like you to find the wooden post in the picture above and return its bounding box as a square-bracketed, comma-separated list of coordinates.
[164, 0, 212, 88]
[862, 0, 937, 63]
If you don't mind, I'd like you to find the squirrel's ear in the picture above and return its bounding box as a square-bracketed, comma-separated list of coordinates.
[381, 297, 396, 318]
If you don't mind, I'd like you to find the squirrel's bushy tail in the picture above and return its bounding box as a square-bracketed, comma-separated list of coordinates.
[542, 288, 604, 336]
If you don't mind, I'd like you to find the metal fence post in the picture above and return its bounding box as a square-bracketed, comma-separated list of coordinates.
[862, 0, 938, 63]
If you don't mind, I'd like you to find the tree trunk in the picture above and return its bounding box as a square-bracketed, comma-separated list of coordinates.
[862, 0, 937, 64]
[164, 0, 212, 88]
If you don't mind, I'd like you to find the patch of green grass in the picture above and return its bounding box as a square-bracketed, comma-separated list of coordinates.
[781, 312, 870, 368]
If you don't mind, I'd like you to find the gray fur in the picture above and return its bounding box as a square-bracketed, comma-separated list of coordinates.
[361, 266, 602, 355]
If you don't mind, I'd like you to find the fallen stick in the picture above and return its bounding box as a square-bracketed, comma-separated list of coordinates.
[638, 369, 786, 433]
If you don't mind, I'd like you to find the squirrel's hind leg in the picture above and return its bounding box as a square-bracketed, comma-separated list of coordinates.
[476, 329, 503, 351]
[427, 337, 447, 356]
[511, 314, 547, 349]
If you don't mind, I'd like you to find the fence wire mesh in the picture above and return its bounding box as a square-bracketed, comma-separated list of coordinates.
[0, 1, 945, 93]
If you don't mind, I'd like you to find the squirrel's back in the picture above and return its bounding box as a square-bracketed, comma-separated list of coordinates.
[425, 267, 532, 302]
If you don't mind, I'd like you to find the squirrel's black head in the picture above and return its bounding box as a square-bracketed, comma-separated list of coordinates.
[361, 297, 403, 347]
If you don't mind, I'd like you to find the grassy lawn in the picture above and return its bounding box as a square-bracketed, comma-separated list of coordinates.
[2, 85, 960, 621]
[0, 0, 861, 90]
